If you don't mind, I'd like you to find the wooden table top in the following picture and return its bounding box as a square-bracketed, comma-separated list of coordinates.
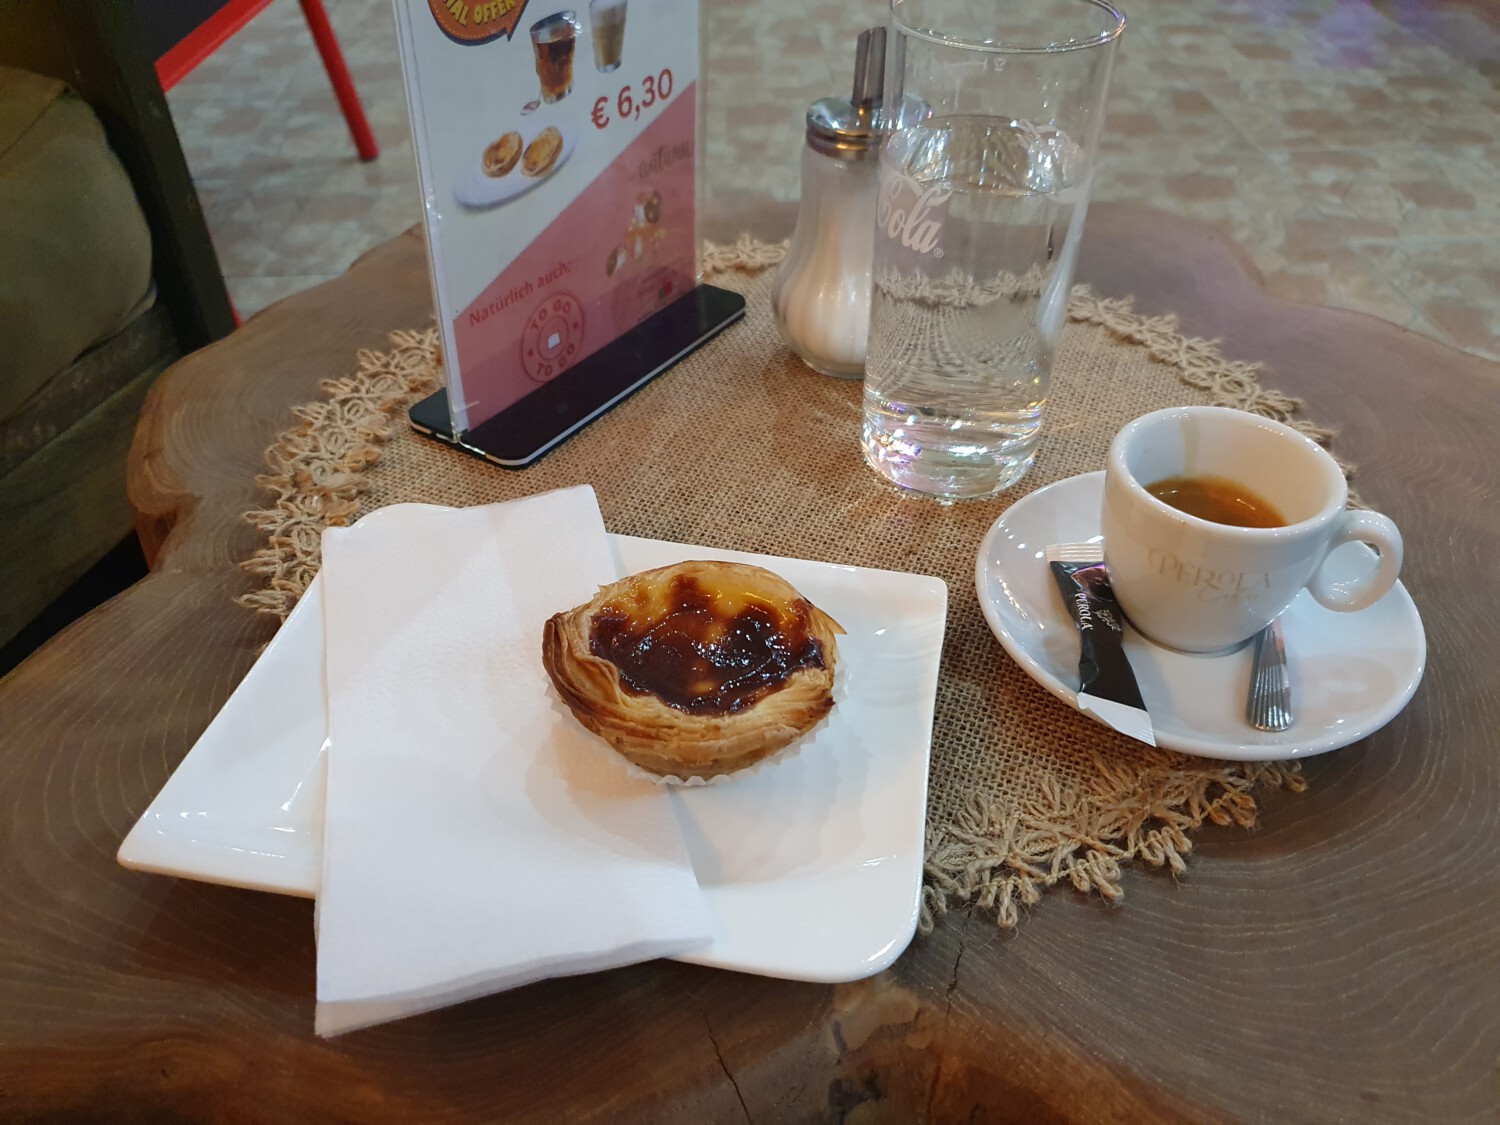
[3, 205, 1497, 1123]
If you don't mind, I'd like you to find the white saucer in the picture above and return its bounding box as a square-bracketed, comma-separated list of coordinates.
[975, 472, 1425, 760]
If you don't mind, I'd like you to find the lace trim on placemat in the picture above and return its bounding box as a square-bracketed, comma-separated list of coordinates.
[239, 328, 439, 619]
[922, 753, 1306, 930]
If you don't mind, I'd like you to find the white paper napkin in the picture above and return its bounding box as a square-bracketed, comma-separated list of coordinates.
[313, 485, 710, 1037]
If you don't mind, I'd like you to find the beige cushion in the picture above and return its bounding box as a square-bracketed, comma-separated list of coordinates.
[0, 66, 153, 422]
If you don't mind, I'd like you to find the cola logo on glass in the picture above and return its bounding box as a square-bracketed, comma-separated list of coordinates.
[876, 168, 950, 257]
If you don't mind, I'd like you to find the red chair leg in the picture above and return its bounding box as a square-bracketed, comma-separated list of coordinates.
[298, 0, 380, 161]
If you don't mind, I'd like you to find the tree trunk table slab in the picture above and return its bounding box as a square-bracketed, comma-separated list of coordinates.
[3, 206, 1497, 1123]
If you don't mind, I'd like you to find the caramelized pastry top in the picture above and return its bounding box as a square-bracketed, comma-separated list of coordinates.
[482, 131, 521, 177]
[522, 126, 563, 177]
[588, 571, 826, 715]
[542, 559, 843, 779]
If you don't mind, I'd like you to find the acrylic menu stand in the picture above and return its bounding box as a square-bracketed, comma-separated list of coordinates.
[393, 0, 741, 468]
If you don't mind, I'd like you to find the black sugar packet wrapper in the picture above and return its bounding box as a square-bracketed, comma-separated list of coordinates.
[1047, 545, 1156, 747]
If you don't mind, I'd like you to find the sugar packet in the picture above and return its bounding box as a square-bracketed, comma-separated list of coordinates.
[1047, 544, 1156, 747]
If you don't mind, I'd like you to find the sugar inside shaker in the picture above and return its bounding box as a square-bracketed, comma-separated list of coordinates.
[771, 27, 885, 379]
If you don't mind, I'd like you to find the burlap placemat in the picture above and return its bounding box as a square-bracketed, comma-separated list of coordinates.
[241, 238, 1330, 931]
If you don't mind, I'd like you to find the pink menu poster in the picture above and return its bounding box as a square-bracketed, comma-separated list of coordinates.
[393, 0, 699, 432]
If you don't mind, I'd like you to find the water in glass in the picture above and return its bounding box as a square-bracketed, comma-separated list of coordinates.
[862, 114, 1089, 499]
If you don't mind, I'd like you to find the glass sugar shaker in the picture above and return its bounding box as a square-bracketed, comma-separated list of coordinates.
[772, 27, 886, 380]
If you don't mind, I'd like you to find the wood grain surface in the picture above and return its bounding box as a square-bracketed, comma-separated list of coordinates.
[2, 209, 1497, 1124]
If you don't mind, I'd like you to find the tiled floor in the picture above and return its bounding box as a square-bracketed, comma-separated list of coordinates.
[168, 0, 1500, 360]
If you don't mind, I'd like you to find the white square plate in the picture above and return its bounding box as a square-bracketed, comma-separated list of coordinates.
[119, 533, 947, 983]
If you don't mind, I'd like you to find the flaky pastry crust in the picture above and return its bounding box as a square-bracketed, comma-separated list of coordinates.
[542, 560, 843, 778]
[522, 127, 563, 178]
[482, 131, 521, 177]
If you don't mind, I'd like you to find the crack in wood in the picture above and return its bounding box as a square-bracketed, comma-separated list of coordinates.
[704, 1018, 752, 1124]
[945, 908, 970, 1017]
[926, 908, 970, 1119]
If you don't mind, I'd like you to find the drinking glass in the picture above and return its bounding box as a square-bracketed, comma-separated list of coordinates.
[862, 0, 1124, 500]
[590, 0, 627, 73]
[531, 11, 580, 104]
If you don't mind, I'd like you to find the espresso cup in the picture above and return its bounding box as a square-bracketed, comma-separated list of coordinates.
[1101, 406, 1403, 654]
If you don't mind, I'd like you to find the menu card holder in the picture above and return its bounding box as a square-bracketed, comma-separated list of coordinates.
[391, 0, 738, 470]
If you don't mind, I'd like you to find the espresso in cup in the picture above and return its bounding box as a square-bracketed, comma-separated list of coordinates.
[1144, 475, 1285, 529]
[1101, 407, 1403, 654]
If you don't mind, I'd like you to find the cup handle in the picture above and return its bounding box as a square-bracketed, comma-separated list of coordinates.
[1307, 510, 1403, 612]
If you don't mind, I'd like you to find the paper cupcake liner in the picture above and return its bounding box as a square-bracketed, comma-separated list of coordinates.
[552, 659, 851, 787]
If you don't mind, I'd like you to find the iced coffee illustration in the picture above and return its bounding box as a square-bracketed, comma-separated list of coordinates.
[530, 11, 580, 104]
[590, 0, 627, 73]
